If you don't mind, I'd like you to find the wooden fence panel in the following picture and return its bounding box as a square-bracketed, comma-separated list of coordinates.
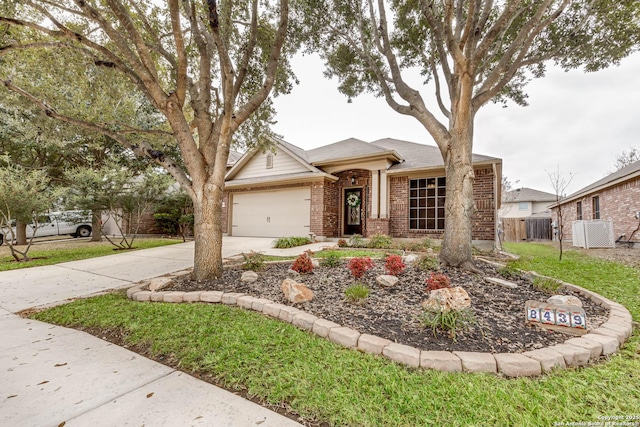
[525, 218, 552, 241]
[502, 217, 527, 242]
[502, 217, 552, 242]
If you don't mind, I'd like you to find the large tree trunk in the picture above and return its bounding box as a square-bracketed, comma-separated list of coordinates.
[439, 85, 477, 269]
[191, 178, 226, 280]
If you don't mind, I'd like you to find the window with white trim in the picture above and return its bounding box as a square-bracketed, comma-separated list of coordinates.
[409, 177, 446, 230]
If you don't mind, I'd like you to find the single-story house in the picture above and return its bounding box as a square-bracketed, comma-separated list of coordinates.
[223, 137, 502, 245]
[500, 187, 557, 219]
[550, 159, 640, 245]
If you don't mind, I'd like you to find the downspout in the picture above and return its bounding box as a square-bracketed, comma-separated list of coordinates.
[493, 162, 501, 250]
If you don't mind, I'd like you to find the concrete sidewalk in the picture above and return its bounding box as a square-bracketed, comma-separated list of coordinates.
[0, 237, 332, 427]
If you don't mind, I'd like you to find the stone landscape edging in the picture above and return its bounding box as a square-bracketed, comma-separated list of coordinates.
[125, 266, 634, 378]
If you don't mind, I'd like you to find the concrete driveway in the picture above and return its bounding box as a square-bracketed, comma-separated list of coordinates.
[0, 236, 318, 427]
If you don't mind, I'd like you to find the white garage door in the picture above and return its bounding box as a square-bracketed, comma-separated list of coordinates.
[231, 187, 311, 237]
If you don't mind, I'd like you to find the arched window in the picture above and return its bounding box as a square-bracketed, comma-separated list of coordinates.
[266, 153, 273, 169]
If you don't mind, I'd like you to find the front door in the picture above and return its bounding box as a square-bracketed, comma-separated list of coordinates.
[344, 188, 363, 235]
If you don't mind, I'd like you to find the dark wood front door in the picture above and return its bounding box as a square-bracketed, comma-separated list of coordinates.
[344, 188, 363, 235]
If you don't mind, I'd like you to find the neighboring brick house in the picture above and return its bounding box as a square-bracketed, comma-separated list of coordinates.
[223, 137, 502, 246]
[550, 160, 640, 245]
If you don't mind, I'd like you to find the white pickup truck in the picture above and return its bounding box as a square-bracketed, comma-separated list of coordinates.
[0, 211, 93, 245]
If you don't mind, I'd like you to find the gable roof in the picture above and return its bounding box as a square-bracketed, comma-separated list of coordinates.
[370, 138, 500, 172]
[504, 187, 557, 203]
[554, 159, 640, 206]
[307, 138, 401, 165]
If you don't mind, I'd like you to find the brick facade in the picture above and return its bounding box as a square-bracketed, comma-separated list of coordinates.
[389, 167, 497, 241]
[221, 167, 498, 242]
[553, 176, 640, 243]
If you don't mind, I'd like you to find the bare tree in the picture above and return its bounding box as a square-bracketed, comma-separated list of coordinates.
[613, 146, 640, 172]
[547, 166, 574, 261]
[0, 0, 294, 279]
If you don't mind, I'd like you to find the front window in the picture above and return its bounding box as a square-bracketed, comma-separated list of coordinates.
[592, 196, 600, 219]
[576, 201, 582, 220]
[409, 177, 446, 230]
[518, 202, 528, 211]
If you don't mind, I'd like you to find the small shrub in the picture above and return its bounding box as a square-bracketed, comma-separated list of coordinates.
[242, 251, 265, 271]
[337, 238, 348, 247]
[533, 276, 562, 294]
[291, 250, 314, 274]
[348, 234, 366, 248]
[347, 257, 374, 279]
[420, 308, 475, 341]
[497, 263, 520, 280]
[425, 272, 451, 292]
[384, 254, 406, 276]
[417, 255, 440, 272]
[273, 236, 312, 249]
[344, 283, 370, 304]
[368, 233, 393, 249]
[321, 251, 341, 268]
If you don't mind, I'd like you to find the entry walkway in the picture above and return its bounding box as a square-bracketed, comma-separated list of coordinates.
[0, 237, 332, 426]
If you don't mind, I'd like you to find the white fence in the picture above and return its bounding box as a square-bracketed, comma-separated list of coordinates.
[572, 220, 615, 249]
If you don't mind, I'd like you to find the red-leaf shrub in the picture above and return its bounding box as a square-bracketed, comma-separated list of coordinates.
[337, 238, 348, 247]
[384, 254, 406, 276]
[425, 272, 451, 292]
[291, 251, 314, 274]
[347, 257, 374, 279]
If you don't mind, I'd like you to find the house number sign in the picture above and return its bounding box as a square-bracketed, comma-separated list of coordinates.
[525, 300, 587, 330]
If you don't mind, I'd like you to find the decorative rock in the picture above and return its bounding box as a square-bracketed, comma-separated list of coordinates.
[402, 254, 419, 265]
[312, 259, 320, 268]
[376, 275, 399, 288]
[382, 343, 421, 367]
[199, 291, 223, 303]
[523, 348, 566, 372]
[312, 319, 340, 338]
[453, 351, 497, 373]
[281, 278, 314, 304]
[494, 353, 542, 377]
[422, 286, 471, 312]
[357, 334, 392, 355]
[485, 277, 518, 289]
[420, 351, 462, 373]
[328, 327, 361, 348]
[547, 295, 582, 307]
[240, 271, 259, 283]
[149, 277, 172, 291]
[286, 269, 300, 278]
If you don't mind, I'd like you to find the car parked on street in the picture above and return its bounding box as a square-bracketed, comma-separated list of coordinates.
[0, 210, 93, 245]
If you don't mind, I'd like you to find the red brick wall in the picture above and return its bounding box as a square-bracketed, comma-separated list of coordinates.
[311, 180, 341, 237]
[389, 167, 497, 241]
[553, 176, 640, 242]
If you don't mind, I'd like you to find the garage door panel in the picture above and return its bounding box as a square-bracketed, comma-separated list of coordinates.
[232, 188, 310, 237]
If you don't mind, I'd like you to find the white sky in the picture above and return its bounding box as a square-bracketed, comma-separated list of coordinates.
[271, 51, 640, 196]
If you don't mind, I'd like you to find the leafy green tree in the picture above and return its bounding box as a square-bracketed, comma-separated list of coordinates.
[65, 163, 172, 249]
[0, 0, 294, 279]
[0, 159, 61, 261]
[302, 0, 640, 269]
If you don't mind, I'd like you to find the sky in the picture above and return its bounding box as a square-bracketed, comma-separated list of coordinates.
[271, 51, 640, 196]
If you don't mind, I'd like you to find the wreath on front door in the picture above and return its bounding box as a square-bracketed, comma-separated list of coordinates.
[346, 193, 361, 208]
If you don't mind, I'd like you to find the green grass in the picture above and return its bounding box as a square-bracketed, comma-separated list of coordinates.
[29, 242, 640, 426]
[273, 236, 312, 249]
[0, 238, 181, 272]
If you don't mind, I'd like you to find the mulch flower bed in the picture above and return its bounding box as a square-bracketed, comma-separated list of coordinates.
[164, 258, 609, 353]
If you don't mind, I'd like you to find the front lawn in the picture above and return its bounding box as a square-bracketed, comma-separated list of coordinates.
[0, 238, 182, 272]
[31, 242, 640, 426]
